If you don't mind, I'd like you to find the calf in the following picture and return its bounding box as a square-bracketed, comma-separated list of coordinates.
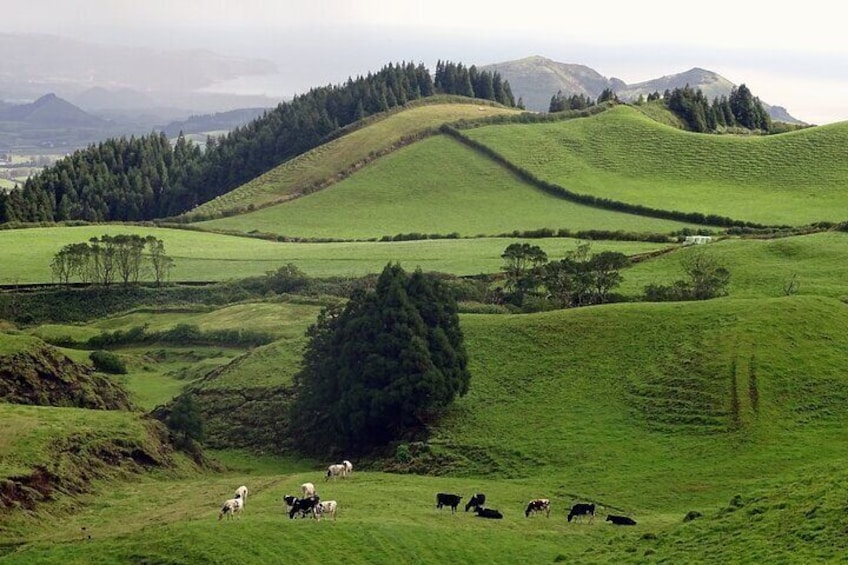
[474, 506, 503, 519]
[567, 503, 595, 523]
[465, 493, 486, 513]
[289, 496, 320, 519]
[525, 498, 551, 518]
[326, 463, 346, 481]
[235, 485, 248, 506]
[606, 514, 637, 526]
[301, 482, 317, 498]
[435, 493, 463, 514]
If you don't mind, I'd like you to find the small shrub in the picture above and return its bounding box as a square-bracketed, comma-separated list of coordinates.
[683, 510, 702, 522]
[89, 350, 127, 374]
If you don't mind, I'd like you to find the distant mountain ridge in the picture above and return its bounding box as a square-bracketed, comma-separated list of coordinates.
[482, 56, 803, 124]
[0, 93, 106, 127]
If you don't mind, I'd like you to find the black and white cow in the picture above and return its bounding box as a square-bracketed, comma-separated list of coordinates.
[474, 506, 503, 519]
[465, 493, 486, 513]
[567, 503, 595, 523]
[606, 514, 636, 526]
[435, 493, 463, 514]
[525, 498, 551, 517]
[289, 496, 320, 519]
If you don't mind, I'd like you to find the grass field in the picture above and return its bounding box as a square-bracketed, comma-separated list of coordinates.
[0, 225, 670, 284]
[464, 106, 848, 225]
[187, 101, 523, 219]
[199, 134, 704, 238]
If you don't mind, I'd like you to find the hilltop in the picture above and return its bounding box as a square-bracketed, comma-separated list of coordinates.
[482, 56, 803, 123]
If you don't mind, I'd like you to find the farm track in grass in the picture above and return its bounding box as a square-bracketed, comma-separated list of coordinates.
[199, 134, 706, 239]
[463, 105, 848, 226]
[0, 225, 669, 283]
[187, 101, 523, 220]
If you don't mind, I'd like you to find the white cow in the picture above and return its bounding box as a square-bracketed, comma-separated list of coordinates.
[314, 500, 338, 521]
[235, 485, 249, 506]
[342, 460, 353, 476]
[218, 497, 243, 520]
[326, 463, 346, 481]
[301, 482, 317, 498]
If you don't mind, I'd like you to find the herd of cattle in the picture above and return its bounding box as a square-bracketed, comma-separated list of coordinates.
[218, 461, 637, 526]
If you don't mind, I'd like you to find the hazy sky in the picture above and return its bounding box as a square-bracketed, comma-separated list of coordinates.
[4, 0, 847, 124]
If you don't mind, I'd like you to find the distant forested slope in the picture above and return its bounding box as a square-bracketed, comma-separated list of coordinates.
[0, 62, 515, 223]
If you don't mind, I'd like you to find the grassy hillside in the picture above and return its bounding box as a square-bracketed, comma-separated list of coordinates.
[4, 295, 848, 563]
[199, 134, 703, 239]
[186, 101, 523, 220]
[463, 105, 848, 225]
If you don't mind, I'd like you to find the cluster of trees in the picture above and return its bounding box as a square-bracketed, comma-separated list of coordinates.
[50, 234, 173, 286]
[643, 251, 731, 301]
[548, 88, 617, 113]
[434, 61, 516, 107]
[290, 263, 470, 456]
[1, 61, 517, 224]
[500, 241, 629, 308]
[655, 84, 771, 133]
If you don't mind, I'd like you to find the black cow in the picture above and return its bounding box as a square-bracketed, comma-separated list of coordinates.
[606, 514, 636, 526]
[282, 495, 297, 509]
[567, 503, 595, 523]
[474, 506, 503, 519]
[289, 496, 320, 519]
[436, 493, 463, 514]
[465, 493, 486, 512]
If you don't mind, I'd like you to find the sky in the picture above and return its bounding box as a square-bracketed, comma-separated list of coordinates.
[3, 0, 847, 124]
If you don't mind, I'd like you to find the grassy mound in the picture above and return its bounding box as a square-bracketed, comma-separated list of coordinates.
[0, 333, 131, 410]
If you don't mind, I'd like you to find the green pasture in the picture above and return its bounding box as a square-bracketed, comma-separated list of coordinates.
[464, 105, 848, 226]
[199, 134, 704, 238]
[0, 225, 669, 283]
[188, 101, 523, 219]
[620, 231, 848, 299]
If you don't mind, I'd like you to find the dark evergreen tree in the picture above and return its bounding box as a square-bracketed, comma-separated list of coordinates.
[290, 263, 470, 456]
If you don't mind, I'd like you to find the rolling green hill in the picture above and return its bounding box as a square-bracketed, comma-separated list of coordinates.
[186, 100, 524, 220]
[198, 134, 703, 239]
[463, 105, 848, 225]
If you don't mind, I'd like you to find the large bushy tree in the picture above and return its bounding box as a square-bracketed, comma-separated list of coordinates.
[290, 263, 470, 456]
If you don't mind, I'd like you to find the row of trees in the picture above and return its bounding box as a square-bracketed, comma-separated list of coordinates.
[50, 234, 173, 286]
[548, 89, 617, 113]
[1, 61, 517, 224]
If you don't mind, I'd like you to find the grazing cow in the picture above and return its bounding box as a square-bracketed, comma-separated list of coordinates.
[606, 514, 637, 526]
[235, 485, 248, 506]
[282, 495, 297, 513]
[314, 500, 338, 521]
[342, 460, 353, 476]
[301, 482, 317, 498]
[435, 493, 463, 514]
[218, 497, 243, 521]
[465, 493, 486, 513]
[525, 498, 551, 518]
[289, 496, 320, 519]
[474, 506, 503, 519]
[568, 503, 596, 523]
[326, 463, 347, 481]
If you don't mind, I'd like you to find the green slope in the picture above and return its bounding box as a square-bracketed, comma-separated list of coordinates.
[463, 105, 848, 225]
[199, 134, 702, 238]
[187, 101, 523, 220]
